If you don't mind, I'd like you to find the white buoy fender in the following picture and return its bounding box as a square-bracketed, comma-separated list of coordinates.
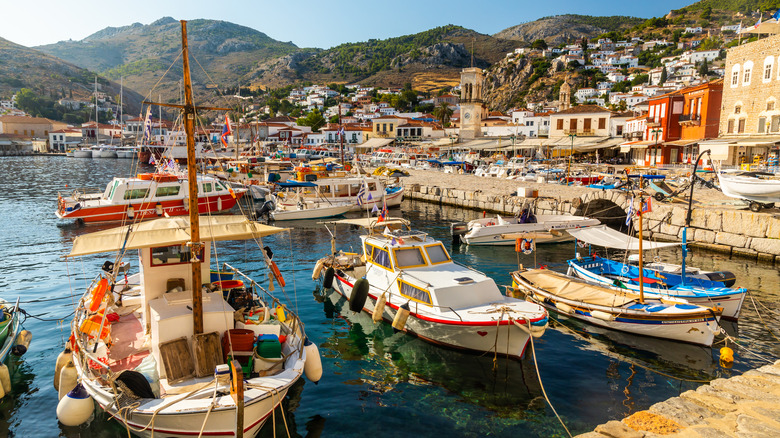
[391, 303, 411, 333]
[57, 383, 94, 427]
[591, 310, 614, 321]
[372, 293, 387, 323]
[312, 260, 325, 281]
[11, 330, 32, 356]
[58, 361, 78, 400]
[555, 303, 573, 314]
[0, 364, 10, 394]
[303, 338, 323, 384]
[54, 347, 72, 391]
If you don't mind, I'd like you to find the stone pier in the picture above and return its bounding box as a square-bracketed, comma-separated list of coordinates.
[398, 170, 780, 264]
[576, 360, 780, 437]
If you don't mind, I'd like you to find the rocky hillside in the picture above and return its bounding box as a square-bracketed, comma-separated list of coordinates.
[36, 17, 300, 103]
[248, 25, 517, 90]
[495, 15, 645, 46]
[0, 37, 144, 114]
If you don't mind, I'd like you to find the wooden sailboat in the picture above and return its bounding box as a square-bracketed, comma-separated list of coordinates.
[55, 21, 321, 437]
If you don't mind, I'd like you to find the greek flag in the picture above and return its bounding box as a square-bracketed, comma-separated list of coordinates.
[142, 108, 153, 142]
[625, 196, 634, 226]
[356, 179, 367, 206]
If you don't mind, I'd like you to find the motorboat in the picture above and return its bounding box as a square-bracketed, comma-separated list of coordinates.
[56, 173, 246, 223]
[313, 217, 548, 359]
[565, 225, 746, 320]
[452, 211, 600, 246]
[511, 268, 721, 346]
[72, 148, 93, 158]
[54, 21, 321, 437]
[267, 181, 352, 221]
[717, 171, 780, 211]
[279, 175, 403, 212]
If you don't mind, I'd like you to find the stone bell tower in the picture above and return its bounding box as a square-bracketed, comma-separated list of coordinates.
[459, 67, 486, 140]
[559, 79, 571, 111]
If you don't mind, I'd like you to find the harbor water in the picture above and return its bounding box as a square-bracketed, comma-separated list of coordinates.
[1, 156, 779, 437]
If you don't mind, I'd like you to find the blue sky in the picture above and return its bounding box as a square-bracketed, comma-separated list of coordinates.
[4, 0, 691, 49]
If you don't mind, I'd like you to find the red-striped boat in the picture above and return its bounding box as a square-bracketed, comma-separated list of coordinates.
[56, 173, 246, 223]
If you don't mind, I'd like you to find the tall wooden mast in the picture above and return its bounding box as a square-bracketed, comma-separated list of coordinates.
[180, 21, 204, 334]
[145, 21, 230, 335]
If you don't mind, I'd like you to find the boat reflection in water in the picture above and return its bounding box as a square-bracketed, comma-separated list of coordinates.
[316, 287, 546, 415]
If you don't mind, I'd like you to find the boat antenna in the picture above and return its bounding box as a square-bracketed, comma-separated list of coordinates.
[142, 20, 230, 334]
[681, 149, 711, 286]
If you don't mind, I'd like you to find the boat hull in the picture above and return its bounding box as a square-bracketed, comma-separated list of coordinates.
[330, 273, 538, 359]
[56, 193, 243, 223]
[568, 258, 746, 320]
[511, 271, 718, 346]
[271, 204, 352, 221]
[462, 215, 600, 246]
[718, 173, 780, 203]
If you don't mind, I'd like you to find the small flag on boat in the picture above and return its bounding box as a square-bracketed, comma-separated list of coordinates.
[149, 154, 156, 165]
[371, 204, 379, 213]
[356, 179, 367, 206]
[143, 108, 153, 142]
[221, 114, 232, 147]
[626, 196, 634, 225]
[377, 196, 388, 223]
[338, 126, 345, 138]
[640, 197, 652, 215]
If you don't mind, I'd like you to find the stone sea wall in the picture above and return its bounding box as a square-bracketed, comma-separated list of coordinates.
[403, 183, 780, 264]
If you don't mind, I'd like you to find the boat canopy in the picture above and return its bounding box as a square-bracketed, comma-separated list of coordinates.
[278, 181, 318, 188]
[519, 269, 637, 307]
[67, 216, 287, 257]
[566, 225, 681, 251]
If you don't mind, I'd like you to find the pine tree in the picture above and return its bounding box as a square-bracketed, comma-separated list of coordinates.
[660, 67, 668, 84]
[699, 59, 709, 77]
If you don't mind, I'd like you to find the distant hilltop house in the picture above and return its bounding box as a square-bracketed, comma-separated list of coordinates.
[721, 24, 742, 32]
[685, 27, 703, 34]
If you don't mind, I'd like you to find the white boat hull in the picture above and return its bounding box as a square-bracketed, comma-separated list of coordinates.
[73, 150, 92, 158]
[718, 173, 780, 203]
[331, 273, 539, 359]
[271, 203, 352, 221]
[462, 215, 600, 246]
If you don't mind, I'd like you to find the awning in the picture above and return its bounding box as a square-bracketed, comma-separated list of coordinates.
[68, 216, 287, 257]
[577, 138, 625, 151]
[458, 139, 502, 150]
[663, 139, 699, 147]
[321, 217, 409, 229]
[357, 138, 394, 149]
[619, 141, 638, 153]
[630, 140, 655, 150]
[740, 18, 780, 35]
[566, 225, 681, 251]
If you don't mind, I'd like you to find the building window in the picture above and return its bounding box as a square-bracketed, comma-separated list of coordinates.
[727, 120, 734, 133]
[556, 119, 563, 130]
[743, 61, 753, 85]
[758, 117, 766, 133]
[772, 116, 780, 132]
[731, 64, 740, 86]
[738, 119, 746, 133]
[765, 63, 773, 81]
[768, 101, 775, 111]
[598, 118, 606, 129]
[735, 105, 741, 114]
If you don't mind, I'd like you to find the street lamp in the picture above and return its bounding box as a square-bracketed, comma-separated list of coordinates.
[567, 132, 576, 182]
[650, 128, 661, 166]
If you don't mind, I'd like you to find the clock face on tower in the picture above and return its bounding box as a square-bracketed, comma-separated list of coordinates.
[464, 112, 471, 120]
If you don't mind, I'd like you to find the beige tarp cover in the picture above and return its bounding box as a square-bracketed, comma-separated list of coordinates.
[68, 216, 287, 257]
[517, 269, 637, 307]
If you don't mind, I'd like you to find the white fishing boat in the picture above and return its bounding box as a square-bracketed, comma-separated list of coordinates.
[266, 182, 353, 221]
[278, 175, 404, 212]
[72, 148, 93, 158]
[511, 268, 721, 346]
[313, 217, 548, 359]
[54, 21, 322, 437]
[717, 171, 780, 211]
[452, 211, 600, 246]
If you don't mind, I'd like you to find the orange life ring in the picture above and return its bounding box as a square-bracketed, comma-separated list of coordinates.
[686, 172, 691, 177]
[89, 278, 109, 312]
[515, 237, 523, 253]
[270, 261, 286, 287]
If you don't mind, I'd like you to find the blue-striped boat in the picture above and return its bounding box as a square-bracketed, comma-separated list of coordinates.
[567, 256, 746, 320]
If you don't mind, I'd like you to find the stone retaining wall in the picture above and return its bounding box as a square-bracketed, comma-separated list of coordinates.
[404, 183, 780, 264]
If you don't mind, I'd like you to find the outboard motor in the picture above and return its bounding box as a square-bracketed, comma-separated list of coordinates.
[256, 198, 276, 221]
[450, 222, 468, 244]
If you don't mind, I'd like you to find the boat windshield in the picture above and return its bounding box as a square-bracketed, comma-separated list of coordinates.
[104, 179, 120, 200]
[393, 247, 426, 268]
[424, 243, 451, 264]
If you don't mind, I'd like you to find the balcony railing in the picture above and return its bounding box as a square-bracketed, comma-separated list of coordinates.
[678, 114, 701, 125]
[563, 129, 596, 136]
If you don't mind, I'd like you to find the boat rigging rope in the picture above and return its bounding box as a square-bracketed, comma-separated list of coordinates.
[514, 317, 573, 438]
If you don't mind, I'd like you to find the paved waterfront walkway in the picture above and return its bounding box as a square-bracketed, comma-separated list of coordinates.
[576, 359, 780, 437]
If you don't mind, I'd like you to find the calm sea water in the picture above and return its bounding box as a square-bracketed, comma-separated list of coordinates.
[1, 156, 779, 437]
